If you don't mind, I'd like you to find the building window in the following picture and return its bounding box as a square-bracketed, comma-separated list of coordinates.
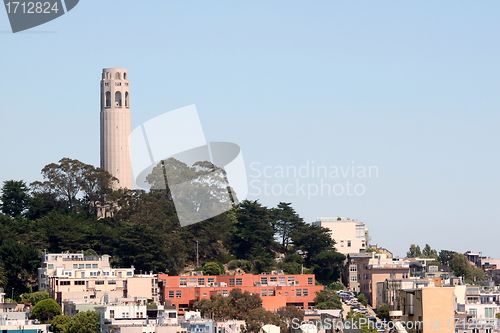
[125, 91, 129, 108]
[308, 277, 313, 285]
[108, 280, 116, 285]
[279, 277, 286, 285]
[92, 264, 98, 268]
[261, 290, 267, 296]
[261, 277, 268, 285]
[296, 289, 302, 296]
[485, 308, 494, 318]
[350, 276, 357, 282]
[223, 290, 228, 296]
[73, 264, 78, 269]
[189, 278, 196, 284]
[208, 278, 214, 283]
[198, 278, 205, 285]
[229, 278, 235, 286]
[236, 278, 242, 286]
[79, 264, 84, 269]
[95, 281, 104, 285]
[180, 278, 187, 286]
[169, 291, 174, 298]
[48, 264, 54, 269]
[115, 91, 122, 107]
[350, 266, 357, 272]
[270, 277, 277, 282]
[303, 289, 308, 296]
[127, 271, 133, 276]
[347, 240, 352, 247]
[288, 277, 295, 282]
[74, 281, 85, 285]
[105, 91, 111, 108]
[269, 289, 275, 296]
[176, 290, 182, 298]
[86, 264, 91, 268]
[116, 72, 121, 80]
[60, 281, 70, 285]
[110, 310, 114, 318]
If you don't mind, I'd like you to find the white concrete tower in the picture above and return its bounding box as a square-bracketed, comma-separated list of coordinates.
[100, 68, 132, 189]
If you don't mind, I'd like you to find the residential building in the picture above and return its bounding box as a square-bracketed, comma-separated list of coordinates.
[38, 253, 158, 307]
[158, 273, 324, 314]
[0, 312, 50, 333]
[393, 287, 455, 333]
[312, 217, 368, 255]
[96, 303, 178, 333]
[376, 278, 436, 309]
[455, 285, 500, 331]
[343, 253, 372, 292]
[355, 254, 411, 307]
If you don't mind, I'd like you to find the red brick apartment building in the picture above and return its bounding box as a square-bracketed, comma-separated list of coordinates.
[157, 273, 325, 313]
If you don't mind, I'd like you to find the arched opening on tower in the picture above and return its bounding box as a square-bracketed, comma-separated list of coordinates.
[106, 72, 111, 80]
[105, 91, 111, 108]
[124, 72, 127, 80]
[115, 72, 121, 80]
[125, 91, 129, 108]
[115, 91, 122, 107]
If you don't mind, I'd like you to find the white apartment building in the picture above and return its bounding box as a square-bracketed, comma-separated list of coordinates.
[313, 217, 368, 255]
[38, 253, 158, 306]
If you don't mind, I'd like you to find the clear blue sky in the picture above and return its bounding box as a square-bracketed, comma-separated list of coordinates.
[1, 1, 499, 258]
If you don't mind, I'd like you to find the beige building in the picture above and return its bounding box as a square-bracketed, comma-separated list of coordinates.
[38, 253, 158, 306]
[394, 287, 455, 333]
[356, 254, 410, 308]
[313, 217, 368, 255]
[376, 278, 437, 309]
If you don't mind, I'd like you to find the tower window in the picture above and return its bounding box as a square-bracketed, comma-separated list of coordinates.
[115, 91, 122, 107]
[116, 72, 121, 80]
[106, 72, 111, 80]
[105, 92, 111, 108]
[124, 72, 127, 80]
[125, 91, 129, 108]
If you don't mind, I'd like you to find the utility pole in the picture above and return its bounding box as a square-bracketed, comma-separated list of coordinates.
[196, 241, 199, 268]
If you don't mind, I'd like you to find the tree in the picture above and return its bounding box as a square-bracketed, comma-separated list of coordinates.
[376, 304, 390, 322]
[314, 289, 342, 309]
[50, 315, 72, 333]
[291, 224, 335, 265]
[229, 201, 278, 273]
[1, 180, 29, 217]
[244, 308, 282, 333]
[202, 262, 223, 276]
[194, 295, 234, 320]
[439, 250, 456, 266]
[406, 244, 422, 258]
[193, 288, 261, 321]
[0, 240, 40, 294]
[328, 282, 345, 291]
[31, 298, 61, 322]
[66, 311, 100, 333]
[227, 260, 252, 273]
[450, 253, 472, 279]
[271, 202, 305, 250]
[346, 311, 377, 332]
[32, 158, 115, 213]
[357, 293, 368, 306]
[276, 306, 304, 332]
[229, 288, 262, 320]
[21, 291, 49, 306]
[311, 250, 345, 285]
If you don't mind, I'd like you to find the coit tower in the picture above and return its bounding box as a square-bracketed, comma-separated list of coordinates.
[100, 68, 132, 189]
